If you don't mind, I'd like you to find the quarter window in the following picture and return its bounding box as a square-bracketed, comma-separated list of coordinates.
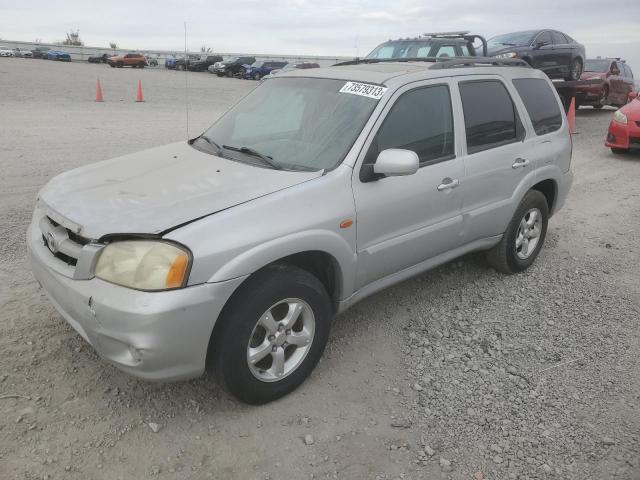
[513, 78, 563, 136]
[459, 80, 520, 152]
[435, 46, 456, 58]
[369, 85, 455, 164]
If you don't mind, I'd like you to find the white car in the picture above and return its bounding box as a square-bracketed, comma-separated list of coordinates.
[0, 46, 15, 57]
[14, 47, 33, 58]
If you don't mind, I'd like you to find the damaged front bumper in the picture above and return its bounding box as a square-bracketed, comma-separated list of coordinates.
[27, 219, 246, 382]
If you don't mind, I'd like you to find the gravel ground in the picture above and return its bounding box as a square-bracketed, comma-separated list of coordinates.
[1, 58, 639, 480]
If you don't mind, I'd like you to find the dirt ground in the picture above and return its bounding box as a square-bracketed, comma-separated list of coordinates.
[0, 58, 639, 480]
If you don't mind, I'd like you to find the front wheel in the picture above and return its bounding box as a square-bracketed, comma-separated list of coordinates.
[486, 190, 549, 274]
[253, 72, 262, 81]
[226, 69, 234, 78]
[211, 264, 332, 404]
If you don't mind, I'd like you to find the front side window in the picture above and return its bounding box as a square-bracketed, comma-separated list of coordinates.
[201, 78, 379, 171]
[367, 85, 454, 165]
[459, 80, 520, 152]
[513, 78, 562, 136]
[535, 31, 552, 46]
[551, 31, 568, 44]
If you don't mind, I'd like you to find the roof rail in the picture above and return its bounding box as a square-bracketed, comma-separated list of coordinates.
[333, 56, 530, 69]
[422, 31, 470, 37]
[428, 57, 531, 69]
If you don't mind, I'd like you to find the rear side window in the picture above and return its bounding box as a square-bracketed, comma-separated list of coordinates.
[513, 78, 563, 136]
[371, 85, 454, 164]
[459, 80, 520, 152]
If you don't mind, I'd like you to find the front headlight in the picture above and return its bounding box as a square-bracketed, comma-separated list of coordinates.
[495, 52, 517, 59]
[95, 240, 191, 291]
[613, 110, 628, 125]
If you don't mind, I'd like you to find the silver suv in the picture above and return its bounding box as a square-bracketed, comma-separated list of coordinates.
[28, 58, 573, 404]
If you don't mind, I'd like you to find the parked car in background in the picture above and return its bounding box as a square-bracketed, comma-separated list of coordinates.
[0, 46, 15, 57]
[575, 59, 634, 109]
[174, 54, 201, 71]
[605, 95, 640, 154]
[263, 62, 320, 79]
[47, 50, 71, 61]
[14, 48, 33, 58]
[165, 55, 177, 69]
[31, 46, 50, 59]
[146, 55, 159, 67]
[212, 56, 256, 77]
[242, 60, 288, 80]
[28, 59, 572, 404]
[88, 53, 110, 63]
[188, 55, 223, 72]
[488, 29, 585, 81]
[108, 52, 147, 68]
[365, 31, 487, 60]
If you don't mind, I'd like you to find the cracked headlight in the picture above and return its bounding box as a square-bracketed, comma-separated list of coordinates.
[95, 240, 190, 291]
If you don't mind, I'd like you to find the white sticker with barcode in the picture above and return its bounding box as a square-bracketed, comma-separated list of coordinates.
[339, 82, 387, 100]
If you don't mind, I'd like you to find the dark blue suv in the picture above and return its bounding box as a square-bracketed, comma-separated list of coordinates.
[242, 60, 288, 80]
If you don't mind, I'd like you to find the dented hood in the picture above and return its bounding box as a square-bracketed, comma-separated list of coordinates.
[38, 141, 322, 239]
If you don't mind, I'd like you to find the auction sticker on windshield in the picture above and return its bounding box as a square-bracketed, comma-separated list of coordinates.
[339, 82, 387, 100]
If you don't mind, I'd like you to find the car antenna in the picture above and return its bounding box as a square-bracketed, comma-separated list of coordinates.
[184, 21, 190, 141]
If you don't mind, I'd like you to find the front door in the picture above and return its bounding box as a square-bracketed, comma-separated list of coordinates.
[352, 81, 464, 289]
[531, 31, 557, 75]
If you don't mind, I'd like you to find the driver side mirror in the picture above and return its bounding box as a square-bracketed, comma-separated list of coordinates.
[533, 41, 548, 49]
[373, 149, 419, 177]
[611, 67, 620, 76]
[628, 91, 638, 103]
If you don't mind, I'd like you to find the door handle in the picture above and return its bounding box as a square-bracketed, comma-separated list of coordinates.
[512, 158, 530, 169]
[437, 178, 459, 191]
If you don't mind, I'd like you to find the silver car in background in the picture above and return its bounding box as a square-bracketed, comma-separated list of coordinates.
[28, 58, 572, 404]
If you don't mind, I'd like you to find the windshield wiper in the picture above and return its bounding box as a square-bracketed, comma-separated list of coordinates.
[196, 135, 224, 156]
[222, 145, 282, 170]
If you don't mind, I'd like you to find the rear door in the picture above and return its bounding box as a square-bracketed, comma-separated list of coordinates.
[455, 77, 533, 242]
[352, 80, 464, 288]
[622, 64, 635, 101]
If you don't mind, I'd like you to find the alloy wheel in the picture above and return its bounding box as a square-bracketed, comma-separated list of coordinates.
[247, 298, 315, 382]
[515, 208, 542, 260]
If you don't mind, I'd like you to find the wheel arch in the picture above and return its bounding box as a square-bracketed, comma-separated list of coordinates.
[531, 178, 557, 215]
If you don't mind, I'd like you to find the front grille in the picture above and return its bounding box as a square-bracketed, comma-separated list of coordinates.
[39, 216, 90, 269]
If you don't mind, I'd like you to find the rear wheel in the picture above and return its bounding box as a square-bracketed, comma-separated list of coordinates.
[138, 62, 145, 68]
[566, 58, 583, 81]
[487, 190, 549, 274]
[211, 264, 332, 404]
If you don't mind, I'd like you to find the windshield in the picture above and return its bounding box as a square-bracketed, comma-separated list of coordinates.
[584, 59, 610, 73]
[200, 78, 380, 171]
[251, 61, 264, 68]
[488, 31, 536, 48]
[366, 40, 436, 59]
[225, 57, 239, 63]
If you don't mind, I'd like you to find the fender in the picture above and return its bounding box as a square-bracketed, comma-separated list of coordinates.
[208, 229, 357, 300]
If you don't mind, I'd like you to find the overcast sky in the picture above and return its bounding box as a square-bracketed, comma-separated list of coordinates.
[1, 0, 639, 70]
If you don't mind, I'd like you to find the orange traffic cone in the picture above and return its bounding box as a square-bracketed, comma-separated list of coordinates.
[95, 79, 104, 102]
[135, 80, 144, 102]
[567, 97, 577, 134]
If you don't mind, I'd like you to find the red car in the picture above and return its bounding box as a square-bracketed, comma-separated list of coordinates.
[605, 95, 640, 154]
[576, 58, 635, 109]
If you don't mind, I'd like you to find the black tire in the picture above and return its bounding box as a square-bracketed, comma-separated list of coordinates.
[109, 63, 115, 68]
[565, 58, 583, 81]
[138, 62, 145, 68]
[226, 69, 234, 78]
[611, 147, 629, 155]
[116, 61, 123, 68]
[486, 190, 549, 274]
[211, 264, 332, 404]
[253, 72, 261, 81]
